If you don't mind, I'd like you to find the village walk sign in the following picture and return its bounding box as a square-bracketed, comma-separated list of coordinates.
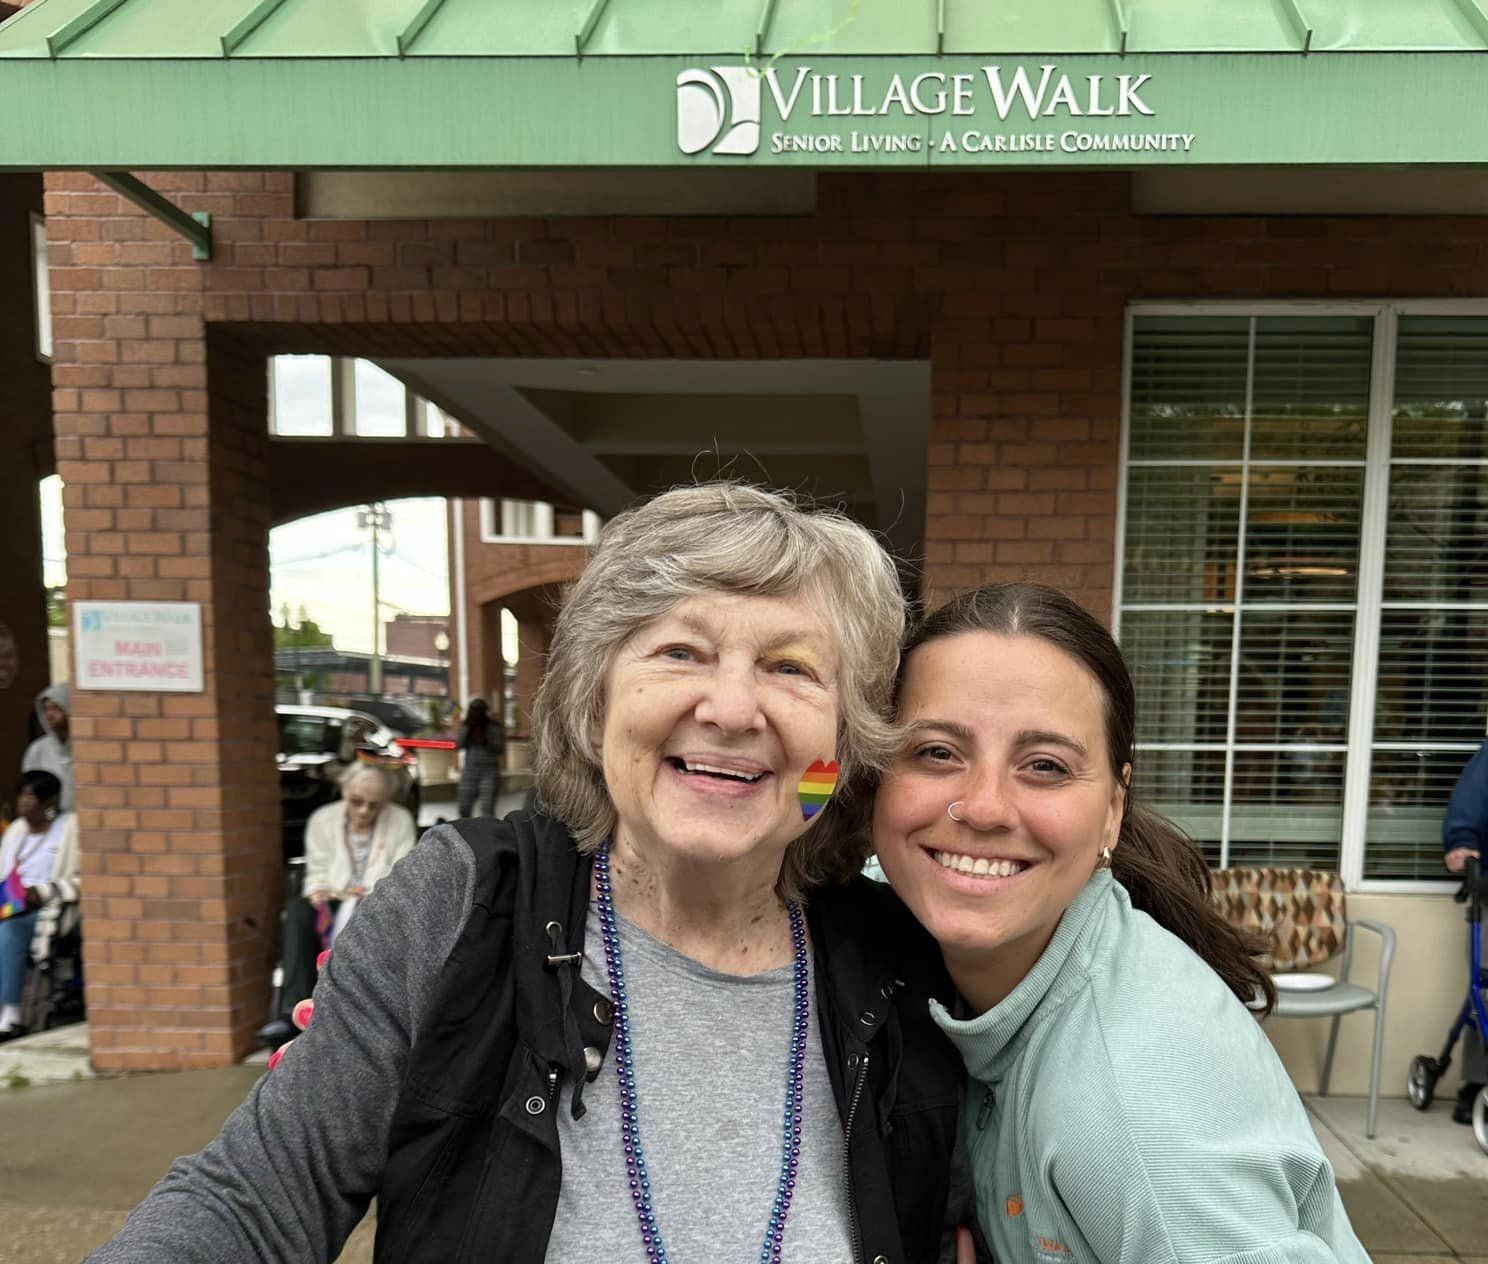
[677, 62, 1192, 160]
[4, 46, 1488, 169]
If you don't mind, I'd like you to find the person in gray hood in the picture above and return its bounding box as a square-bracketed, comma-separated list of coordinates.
[22, 684, 73, 813]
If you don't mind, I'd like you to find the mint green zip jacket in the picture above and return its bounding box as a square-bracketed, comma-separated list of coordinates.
[933, 871, 1369, 1264]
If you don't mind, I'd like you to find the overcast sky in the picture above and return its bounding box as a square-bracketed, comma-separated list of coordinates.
[269, 498, 450, 652]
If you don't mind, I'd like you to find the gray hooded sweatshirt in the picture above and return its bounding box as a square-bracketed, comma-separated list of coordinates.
[22, 683, 73, 812]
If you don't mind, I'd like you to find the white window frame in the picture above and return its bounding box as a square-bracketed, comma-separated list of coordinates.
[30, 212, 51, 363]
[1118, 299, 1486, 894]
[478, 499, 600, 546]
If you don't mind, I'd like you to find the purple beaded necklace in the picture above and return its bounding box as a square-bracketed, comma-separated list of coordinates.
[594, 843, 809, 1264]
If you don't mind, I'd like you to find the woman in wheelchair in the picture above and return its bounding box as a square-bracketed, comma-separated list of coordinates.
[0, 770, 79, 1041]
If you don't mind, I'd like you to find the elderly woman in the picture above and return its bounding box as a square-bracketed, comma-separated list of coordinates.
[89, 483, 966, 1264]
[260, 761, 418, 1049]
[302, 761, 418, 919]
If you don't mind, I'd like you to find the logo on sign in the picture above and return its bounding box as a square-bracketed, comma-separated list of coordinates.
[676, 67, 761, 156]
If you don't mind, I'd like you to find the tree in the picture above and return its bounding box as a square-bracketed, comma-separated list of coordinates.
[274, 604, 334, 651]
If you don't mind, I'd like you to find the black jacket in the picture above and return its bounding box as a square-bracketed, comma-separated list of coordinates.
[376, 811, 966, 1263]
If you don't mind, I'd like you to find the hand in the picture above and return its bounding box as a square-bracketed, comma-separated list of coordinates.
[307, 889, 332, 909]
[1446, 848, 1480, 874]
[267, 948, 332, 1072]
[956, 1225, 976, 1264]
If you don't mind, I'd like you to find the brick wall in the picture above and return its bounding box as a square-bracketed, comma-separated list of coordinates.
[43, 165, 1488, 1064]
[446, 499, 586, 719]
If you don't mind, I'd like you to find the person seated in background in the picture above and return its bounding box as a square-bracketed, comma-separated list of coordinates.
[259, 761, 418, 1048]
[22, 684, 73, 813]
[455, 696, 504, 818]
[1444, 740, 1488, 1124]
[0, 770, 80, 1041]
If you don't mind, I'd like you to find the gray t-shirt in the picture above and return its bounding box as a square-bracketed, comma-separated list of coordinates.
[546, 904, 853, 1264]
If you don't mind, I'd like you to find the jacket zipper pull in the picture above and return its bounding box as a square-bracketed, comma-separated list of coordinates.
[975, 1086, 994, 1131]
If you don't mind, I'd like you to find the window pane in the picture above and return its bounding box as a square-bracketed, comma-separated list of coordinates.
[1124, 313, 1369, 876]
[354, 360, 406, 437]
[1369, 314, 1488, 880]
[1235, 610, 1355, 743]
[1128, 317, 1249, 461]
[1242, 466, 1364, 604]
[1229, 750, 1345, 870]
[31, 215, 51, 361]
[1381, 464, 1488, 604]
[1131, 747, 1226, 866]
[1375, 609, 1488, 745]
[1364, 749, 1474, 880]
[1249, 317, 1371, 461]
[272, 356, 333, 436]
[1392, 316, 1488, 459]
[1122, 467, 1240, 604]
[1122, 610, 1233, 746]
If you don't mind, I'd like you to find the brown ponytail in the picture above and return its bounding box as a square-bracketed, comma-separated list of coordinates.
[903, 583, 1276, 1016]
[1113, 801, 1276, 1016]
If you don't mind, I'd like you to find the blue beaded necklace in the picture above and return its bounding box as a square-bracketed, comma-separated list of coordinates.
[594, 843, 809, 1264]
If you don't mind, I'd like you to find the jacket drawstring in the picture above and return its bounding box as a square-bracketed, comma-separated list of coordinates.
[544, 920, 590, 1120]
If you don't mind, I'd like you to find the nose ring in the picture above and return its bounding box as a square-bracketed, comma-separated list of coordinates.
[947, 801, 965, 823]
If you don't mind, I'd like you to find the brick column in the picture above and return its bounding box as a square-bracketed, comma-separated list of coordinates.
[511, 613, 552, 741]
[477, 599, 506, 713]
[47, 174, 279, 1069]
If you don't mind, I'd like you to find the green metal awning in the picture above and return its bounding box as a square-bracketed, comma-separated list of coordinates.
[5, 0, 1488, 168]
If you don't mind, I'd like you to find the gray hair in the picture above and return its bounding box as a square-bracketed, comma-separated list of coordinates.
[533, 482, 905, 901]
[338, 761, 397, 800]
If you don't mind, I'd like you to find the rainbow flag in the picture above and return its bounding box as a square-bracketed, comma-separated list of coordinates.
[797, 760, 840, 822]
[0, 868, 27, 920]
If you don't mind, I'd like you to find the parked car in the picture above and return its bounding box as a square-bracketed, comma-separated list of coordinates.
[340, 695, 433, 737]
[276, 705, 421, 861]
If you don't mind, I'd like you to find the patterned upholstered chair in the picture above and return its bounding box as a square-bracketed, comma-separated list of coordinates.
[1211, 867, 1396, 1139]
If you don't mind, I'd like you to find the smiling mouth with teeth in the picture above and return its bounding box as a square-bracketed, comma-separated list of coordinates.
[932, 851, 1030, 879]
[669, 757, 767, 784]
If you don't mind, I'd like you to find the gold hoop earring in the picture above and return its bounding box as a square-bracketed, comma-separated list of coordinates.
[1097, 846, 1113, 871]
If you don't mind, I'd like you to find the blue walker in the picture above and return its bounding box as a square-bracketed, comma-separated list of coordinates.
[1407, 855, 1488, 1153]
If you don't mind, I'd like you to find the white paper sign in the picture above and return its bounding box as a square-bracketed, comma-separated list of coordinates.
[74, 601, 204, 692]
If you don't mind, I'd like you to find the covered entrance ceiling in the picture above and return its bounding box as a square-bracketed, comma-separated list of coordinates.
[377, 357, 930, 563]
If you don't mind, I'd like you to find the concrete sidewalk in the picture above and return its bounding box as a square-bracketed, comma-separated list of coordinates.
[0, 1030, 1485, 1263]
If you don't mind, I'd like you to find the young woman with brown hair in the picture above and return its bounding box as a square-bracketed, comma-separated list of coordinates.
[874, 583, 1368, 1264]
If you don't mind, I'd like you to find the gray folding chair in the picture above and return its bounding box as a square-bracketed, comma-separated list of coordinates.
[1213, 867, 1396, 1139]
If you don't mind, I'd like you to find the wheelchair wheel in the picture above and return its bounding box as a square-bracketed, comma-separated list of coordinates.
[1473, 1086, 1488, 1156]
[1408, 1055, 1438, 1110]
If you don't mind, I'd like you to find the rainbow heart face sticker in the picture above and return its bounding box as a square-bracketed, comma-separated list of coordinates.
[798, 759, 840, 822]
